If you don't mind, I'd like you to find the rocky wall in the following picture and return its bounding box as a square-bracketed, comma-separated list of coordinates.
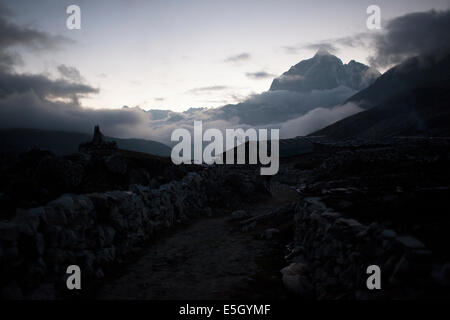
[0, 171, 214, 299]
[282, 197, 446, 299]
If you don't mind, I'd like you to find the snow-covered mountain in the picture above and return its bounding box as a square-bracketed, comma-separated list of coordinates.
[270, 50, 380, 92]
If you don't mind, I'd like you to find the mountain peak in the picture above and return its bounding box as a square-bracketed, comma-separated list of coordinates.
[314, 48, 332, 56]
[269, 53, 381, 92]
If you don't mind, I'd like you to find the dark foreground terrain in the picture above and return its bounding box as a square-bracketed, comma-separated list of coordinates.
[1, 136, 450, 299]
[96, 184, 295, 300]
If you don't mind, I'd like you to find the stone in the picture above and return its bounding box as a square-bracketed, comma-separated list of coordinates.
[45, 248, 67, 268]
[321, 210, 341, 219]
[13, 208, 42, 235]
[27, 283, 56, 300]
[432, 263, 450, 286]
[59, 229, 78, 248]
[263, 228, 280, 240]
[204, 207, 212, 217]
[45, 194, 76, 226]
[241, 221, 257, 232]
[281, 263, 314, 298]
[381, 229, 397, 239]
[285, 245, 305, 261]
[396, 236, 426, 249]
[36, 233, 45, 256]
[230, 210, 249, 220]
[99, 226, 116, 247]
[390, 255, 414, 284]
[44, 225, 62, 248]
[95, 268, 105, 279]
[25, 258, 47, 287]
[0, 281, 24, 300]
[405, 249, 432, 262]
[78, 250, 96, 274]
[97, 247, 116, 264]
[336, 217, 362, 229]
[0, 222, 20, 241]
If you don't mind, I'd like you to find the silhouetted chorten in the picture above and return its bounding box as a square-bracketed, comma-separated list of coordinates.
[92, 125, 105, 144]
[79, 125, 117, 153]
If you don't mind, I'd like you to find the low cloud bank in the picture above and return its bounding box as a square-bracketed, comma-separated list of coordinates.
[279, 103, 363, 138]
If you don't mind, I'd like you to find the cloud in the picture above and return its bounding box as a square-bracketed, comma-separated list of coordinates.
[0, 6, 71, 71]
[0, 53, 358, 145]
[0, 88, 362, 147]
[369, 10, 450, 68]
[277, 74, 304, 82]
[0, 4, 72, 72]
[0, 4, 12, 17]
[0, 6, 103, 136]
[0, 3, 384, 147]
[57, 65, 84, 83]
[218, 86, 356, 126]
[282, 46, 301, 55]
[283, 32, 370, 57]
[301, 43, 338, 54]
[279, 103, 363, 138]
[245, 71, 275, 79]
[0, 72, 98, 100]
[135, 90, 361, 144]
[189, 85, 230, 94]
[223, 53, 251, 63]
[0, 50, 23, 72]
[0, 15, 70, 51]
[0, 91, 148, 136]
[287, 10, 450, 69]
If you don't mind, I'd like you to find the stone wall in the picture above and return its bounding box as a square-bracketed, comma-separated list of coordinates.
[0, 170, 223, 299]
[282, 196, 445, 299]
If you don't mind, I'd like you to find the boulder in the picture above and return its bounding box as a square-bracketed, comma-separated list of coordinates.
[281, 263, 314, 298]
[396, 236, 426, 250]
[230, 210, 249, 220]
[263, 228, 280, 240]
[0, 222, 20, 241]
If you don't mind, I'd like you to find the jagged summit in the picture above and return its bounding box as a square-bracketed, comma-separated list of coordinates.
[269, 51, 380, 92]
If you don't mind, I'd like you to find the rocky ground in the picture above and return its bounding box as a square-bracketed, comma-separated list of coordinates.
[1, 137, 450, 299]
[274, 137, 450, 299]
[96, 184, 296, 300]
[278, 138, 450, 261]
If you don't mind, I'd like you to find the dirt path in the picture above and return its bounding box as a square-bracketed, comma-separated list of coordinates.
[96, 184, 296, 300]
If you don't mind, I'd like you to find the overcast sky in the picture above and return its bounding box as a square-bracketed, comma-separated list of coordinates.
[3, 0, 450, 112]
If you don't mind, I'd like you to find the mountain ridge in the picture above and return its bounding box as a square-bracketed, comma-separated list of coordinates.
[270, 50, 380, 93]
[311, 53, 450, 139]
[0, 128, 171, 156]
